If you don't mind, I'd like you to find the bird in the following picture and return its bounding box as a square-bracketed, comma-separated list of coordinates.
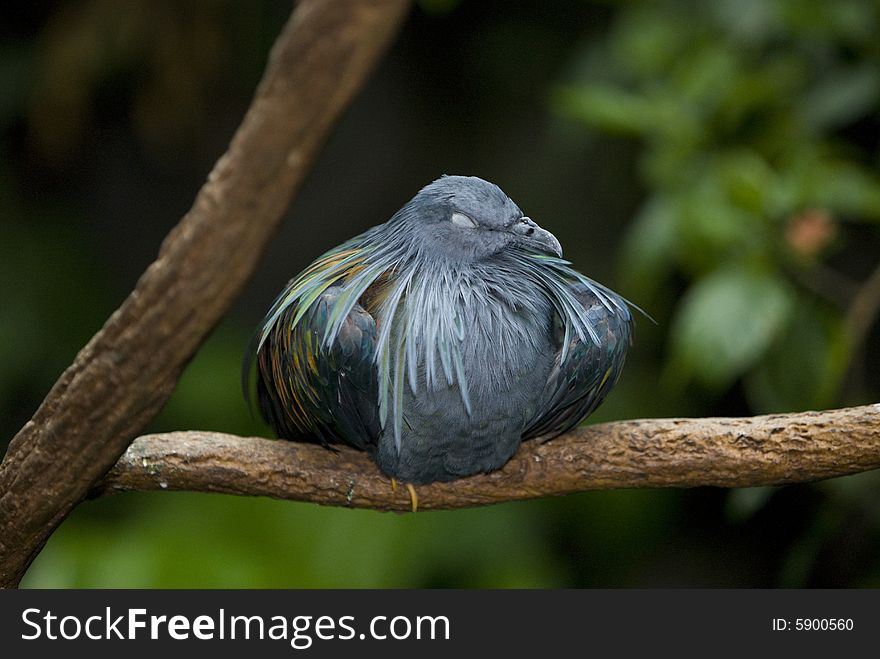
[243, 175, 634, 488]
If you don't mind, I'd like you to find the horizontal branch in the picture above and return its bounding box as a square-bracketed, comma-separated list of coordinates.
[93, 404, 880, 511]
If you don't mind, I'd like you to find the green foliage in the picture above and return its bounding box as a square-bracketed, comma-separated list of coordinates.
[24, 490, 676, 588]
[669, 265, 794, 389]
[557, 0, 880, 413]
[745, 302, 850, 412]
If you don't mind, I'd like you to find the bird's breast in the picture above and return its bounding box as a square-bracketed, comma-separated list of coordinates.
[377, 272, 559, 482]
[457, 298, 554, 392]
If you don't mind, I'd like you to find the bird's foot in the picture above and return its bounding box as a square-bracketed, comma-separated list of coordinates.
[389, 477, 417, 512]
[406, 483, 418, 513]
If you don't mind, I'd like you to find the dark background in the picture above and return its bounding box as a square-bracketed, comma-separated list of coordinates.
[2, 0, 879, 587]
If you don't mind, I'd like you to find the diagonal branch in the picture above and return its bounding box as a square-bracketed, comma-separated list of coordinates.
[0, 0, 411, 589]
[93, 404, 880, 512]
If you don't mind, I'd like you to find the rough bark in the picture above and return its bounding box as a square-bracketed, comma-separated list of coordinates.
[93, 404, 880, 511]
[0, 0, 411, 589]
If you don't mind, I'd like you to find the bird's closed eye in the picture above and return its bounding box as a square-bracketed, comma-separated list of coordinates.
[451, 212, 477, 229]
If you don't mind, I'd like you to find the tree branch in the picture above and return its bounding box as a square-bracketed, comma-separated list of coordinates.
[92, 404, 880, 512]
[0, 0, 411, 588]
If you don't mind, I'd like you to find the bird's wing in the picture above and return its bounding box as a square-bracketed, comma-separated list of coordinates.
[242, 231, 393, 449]
[523, 281, 633, 440]
[254, 285, 381, 450]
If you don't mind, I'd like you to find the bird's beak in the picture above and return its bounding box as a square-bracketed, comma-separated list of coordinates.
[514, 217, 563, 258]
[532, 226, 563, 258]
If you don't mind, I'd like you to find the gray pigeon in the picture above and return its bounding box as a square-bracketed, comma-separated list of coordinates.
[244, 175, 634, 485]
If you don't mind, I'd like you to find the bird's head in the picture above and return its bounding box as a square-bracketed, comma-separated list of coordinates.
[390, 175, 563, 263]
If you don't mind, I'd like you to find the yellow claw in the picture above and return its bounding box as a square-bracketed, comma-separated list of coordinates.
[406, 483, 418, 513]
[389, 478, 416, 511]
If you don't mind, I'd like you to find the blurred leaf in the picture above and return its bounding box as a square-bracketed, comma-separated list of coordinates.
[669, 265, 795, 389]
[745, 302, 849, 412]
[779, 0, 879, 47]
[725, 486, 777, 523]
[553, 84, 656, 136]
[612, 9, 690, 78]
[777, 497, 842, 587]
[620, 195, 678, 298]
[822, 471, 880, 518]
[715, 150, 778, 216]
[676, 181, 766, 273]
[801, 64, 880, 131]
[710, 0, 780, 44]
[717, 56, 804, 133]
[810, 161, 880, 220]
[776, 154, 880, 220]
[670, 42, 739, 107]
